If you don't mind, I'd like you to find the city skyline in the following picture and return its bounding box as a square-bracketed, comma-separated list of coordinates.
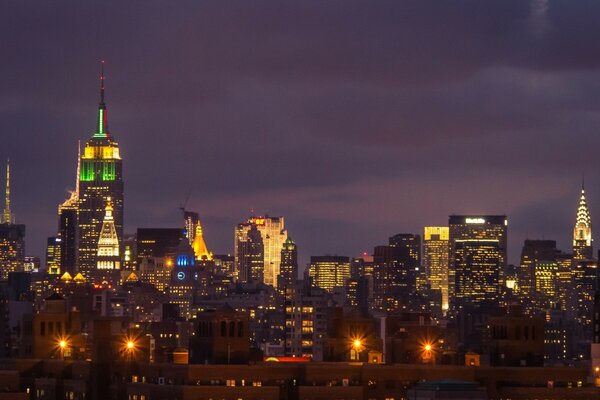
[3, 2, 600, 266]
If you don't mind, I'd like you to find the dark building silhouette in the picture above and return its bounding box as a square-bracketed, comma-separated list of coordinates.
[277, 237, 298, 293]
[189, 305, 250, 364]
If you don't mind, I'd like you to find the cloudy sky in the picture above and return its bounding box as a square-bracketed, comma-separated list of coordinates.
[2, 1, 600, 267]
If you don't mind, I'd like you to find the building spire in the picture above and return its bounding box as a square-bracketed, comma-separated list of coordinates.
[94, 60, 109, 139]
[2, 159, 13, 224]
[573, 184, 593, 260]
[75, 140, 81, 197]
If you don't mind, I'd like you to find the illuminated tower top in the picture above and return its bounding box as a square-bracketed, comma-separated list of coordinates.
[2, 159, 13, 224]
[573, 184, 593, 260]
[192, 220, 213, 261]
[96, 198, 120, 270]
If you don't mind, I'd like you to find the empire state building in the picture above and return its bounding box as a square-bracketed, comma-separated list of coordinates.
[75, 65, 124, 274]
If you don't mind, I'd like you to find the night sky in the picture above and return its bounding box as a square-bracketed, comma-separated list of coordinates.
[3, 1, 600, 267]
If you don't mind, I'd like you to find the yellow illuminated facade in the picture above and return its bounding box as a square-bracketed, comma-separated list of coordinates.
[423, 227, 450, 310]
[234, 216, 287, 287]
[308, 256, 350, 293]
[453, 239, 501, 307]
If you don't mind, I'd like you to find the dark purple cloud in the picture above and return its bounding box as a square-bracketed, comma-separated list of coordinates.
[2, 1, 600, 266]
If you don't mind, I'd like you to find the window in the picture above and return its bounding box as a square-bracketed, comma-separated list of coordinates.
[229, 321, 235, 337]
[40, 322, 45, 336]
[48, 322, 54, 334]
[221, 321, 227, 337]
[238, 321, 243, 337]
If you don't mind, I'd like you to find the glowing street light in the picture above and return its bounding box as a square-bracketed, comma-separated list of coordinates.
[126, 340, 135, 350]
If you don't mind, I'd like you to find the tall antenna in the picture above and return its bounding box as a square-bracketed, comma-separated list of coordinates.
[100, 60, 105, 105]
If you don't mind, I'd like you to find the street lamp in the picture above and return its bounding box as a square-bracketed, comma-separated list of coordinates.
[57, 338, 68, 360]
[351, 338, 363, 361]
[422, 342, 434, 364]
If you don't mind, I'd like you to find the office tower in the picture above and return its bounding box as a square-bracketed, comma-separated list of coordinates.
[57, 143, 80, 277]
[184, 211, 213, 261]
[234, 216, 287, 287]
[96, 199, 120, 270]
[308, 255, 350, 293]
[76, 67, 124, 273]
[518, 240, 558, 312]
[277, 237, 298, 292]
[0, 160, 25, 280]
[454, 240, 501, 309]
[213, 254, 234, 276]
[449, 215, 507, 307]
[237, 225, 264, 283]
[169, 239, 198, 319]
[423, 227, 450, 311]
[389, 233, 422, 289]
[136, 228, 183, 263]
[121, 233, 136, 270]
[46, 237, 62, 275]
[573, 185, 593, 261]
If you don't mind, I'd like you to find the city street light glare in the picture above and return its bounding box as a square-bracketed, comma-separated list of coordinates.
[353, 339, 362, 348]
[424, 344, 432, 352]
[59, 340, 67, 349]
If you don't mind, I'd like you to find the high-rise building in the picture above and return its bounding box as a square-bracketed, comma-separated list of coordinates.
[0, 160, 25, 280]
[573, 185, 593, 261]
[96, 199, 120, 270]
[277, 237, 298, 292]
[237, 225, 264, 283]
[76, 66, 124, 274]
[234, 216, 287, 287]
[453, 239, 501, 310]
[518, 240, 558, 312]
[308, 255, 350, 293]
[184, 211, 213, 261]
[449, 215, 507, 308]
[389, 233, 422, 291]
[46, 236, 62, 275]
[423, 227, 450, 311]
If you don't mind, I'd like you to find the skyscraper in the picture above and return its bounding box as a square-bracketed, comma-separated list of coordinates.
[76, 65, 124, 274]
[453, 239, 501, 309]
[423, 226, 450, 311]
[57, 144, 80, 277]
[237, 225, 264, 283]
[234, 216, 287, 286]
[277, 237, 298, 292]
[518, 240, 558, 312]
[389, 233, 422, 291]
[308, 255, 350, 293]
[449, 215, 507, 309]
[96, 199, 120, 270]
[45, 236, 61, 275]
[0, 160, 25, 280]
[184, 211, 212, 261]
[573, 185, 593, 261]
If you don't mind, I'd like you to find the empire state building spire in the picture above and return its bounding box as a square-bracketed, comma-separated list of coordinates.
[93, 60, 109, 139]
[2, 159, 13, 224]
[573, 183, 593, 260]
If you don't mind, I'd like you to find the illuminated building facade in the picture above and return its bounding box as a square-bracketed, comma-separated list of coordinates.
[449, 215, 507, 307]
[96, 199, 120, 270]
[236, 225, 264, 283]
[284, 280, 330, 360]
[423, 227, 450, 311]
[518, 240, 558, 312]
[573, 186, 593, 261]
[184, 211, 213, 261]
[453, 240, 501, 309]
[234, 216, 287, 287]
[46, 237, 62, 275]
[76, 68, 124, 274]
[0, 160, 25, 280]
[308, 255, 350, 293]
[277, 237, 298, 292]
